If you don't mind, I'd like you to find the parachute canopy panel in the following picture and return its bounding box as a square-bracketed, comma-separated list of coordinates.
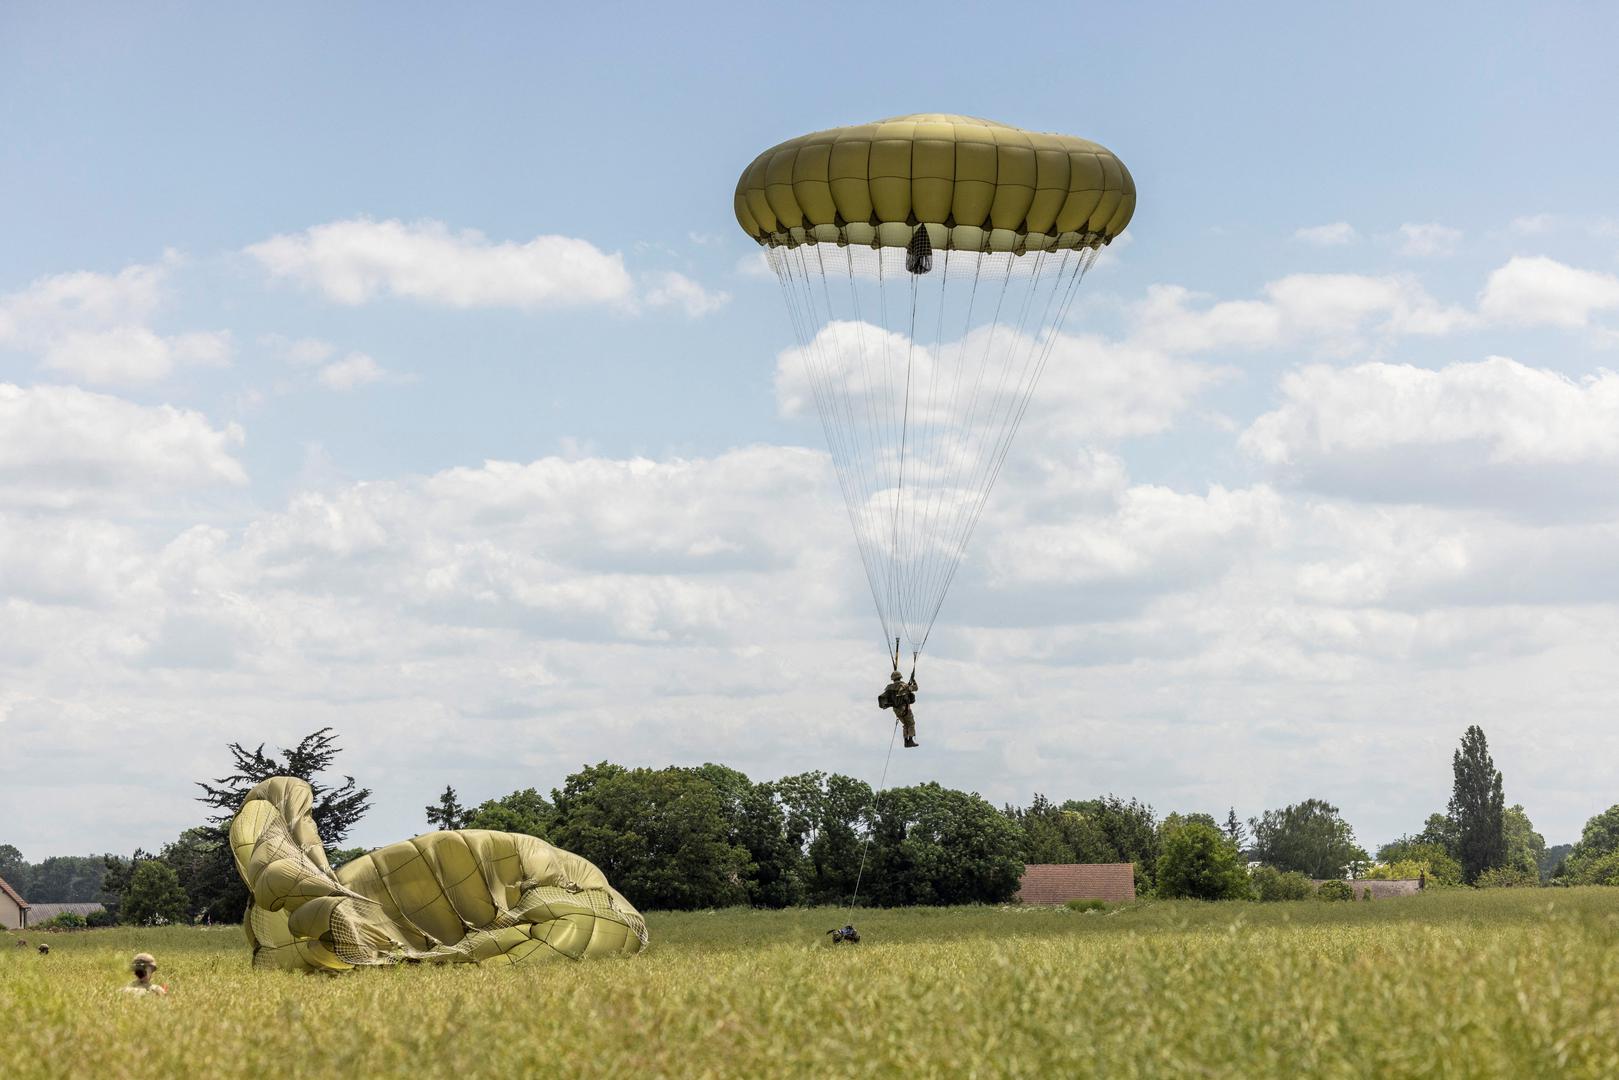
[734, 114, 1135, 253]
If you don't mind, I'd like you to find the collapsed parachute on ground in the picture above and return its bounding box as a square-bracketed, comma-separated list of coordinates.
[736, 114, 1136, 665]
[229, 777, 647, 971]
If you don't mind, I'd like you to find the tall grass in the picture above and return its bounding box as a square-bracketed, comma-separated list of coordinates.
[3, 889, 1617, 1078]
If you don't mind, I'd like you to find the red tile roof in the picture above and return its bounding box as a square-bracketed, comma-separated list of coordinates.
[1017, 863, 1136, 904]
[0, 876, 28, 909]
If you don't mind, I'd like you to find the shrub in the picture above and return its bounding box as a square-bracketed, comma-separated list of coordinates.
[1362, 887, 1372, 901]
[85, 908, 116, 928]
[1315, 880, 1355, 902]
[41, 912, 87, 930]
[1562, 849, 1619, 887]
[1475, 866, 1539, 889]
[1250, 865, 1313, 902]
[1065, 899, 1108, 913]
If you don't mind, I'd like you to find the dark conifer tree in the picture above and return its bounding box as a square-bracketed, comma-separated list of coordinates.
[1448, 725, 1506, 884]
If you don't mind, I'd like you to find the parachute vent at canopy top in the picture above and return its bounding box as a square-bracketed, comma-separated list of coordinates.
[734, 113, 1135, 255]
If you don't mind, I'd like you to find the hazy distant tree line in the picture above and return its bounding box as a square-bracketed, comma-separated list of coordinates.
[8, 724, 1619, 923]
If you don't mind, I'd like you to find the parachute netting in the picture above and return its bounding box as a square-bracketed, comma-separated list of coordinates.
[768, 234, 1102, 659]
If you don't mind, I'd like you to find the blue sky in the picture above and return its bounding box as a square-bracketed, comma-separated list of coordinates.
[4, 3, 1619, 857]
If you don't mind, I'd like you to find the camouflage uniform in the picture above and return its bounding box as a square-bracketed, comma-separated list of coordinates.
[123, 952, 167, 995]
[879, 673, 920, 746]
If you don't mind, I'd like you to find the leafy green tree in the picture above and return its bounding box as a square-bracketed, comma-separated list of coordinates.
[1060, 795, 1161, 890]
[191, 728, 373, 923]
[1475, 866, 1539, 888]
[120, 860, 189, 925]
[1155, 822, 1250, 900]
[1249, 865, 1313, 901]
[775, 771, 872, 905]
[0, 844, 26, 895]
[1365, 838, 1463, 887]
[549, 763, 751, 910]
[1563, 849, 1619, 886]
[865, 783, 1024, 907]
[327, 847, 370, 869]
[465, 788, 553, 836]
[1248, 799, 1361, 879]
[8, 855, 105, 902]
[1502, 805, 1545, 879]
[1560, 805, 1619, 883]
[425, 785, 469, 830]
[690, 764, 804, 908]
[160, 827, 237, 921]
[1005, 794, 1110, 864]
[1448, 725, 1506, 884]
[1415, 812, 1460, 856]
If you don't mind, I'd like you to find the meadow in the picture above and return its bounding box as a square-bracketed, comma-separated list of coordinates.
[4, 889, 1618, 1079]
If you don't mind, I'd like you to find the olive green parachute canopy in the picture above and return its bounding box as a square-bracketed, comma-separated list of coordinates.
[735, 114, 1137, 660]
[734, 113, 1135, 254]
[230, 777, 647, 971]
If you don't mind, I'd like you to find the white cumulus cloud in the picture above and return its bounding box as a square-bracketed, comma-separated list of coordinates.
[245, 218, 636, 309]
[0, 383, 247, 509]
[644, 270, 731, 317]
[0, 257, 230, 385]
[1478, 256, 1619, 328]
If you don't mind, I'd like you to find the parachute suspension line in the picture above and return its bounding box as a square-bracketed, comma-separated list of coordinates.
[845, 709, 901, 917]
[890, 247, 921, 652]
[906, 250, 982, 648]
[913, 244, 1066, 652]
[920, 244, 1102, 648]
[904, 250, 1021, 648]
[772, 245, 893, 650]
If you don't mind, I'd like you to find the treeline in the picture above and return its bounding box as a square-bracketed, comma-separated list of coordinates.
[11, 724, 1619, 924]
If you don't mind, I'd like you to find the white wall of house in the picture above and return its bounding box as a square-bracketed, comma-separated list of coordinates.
[0, 890, 24, 930]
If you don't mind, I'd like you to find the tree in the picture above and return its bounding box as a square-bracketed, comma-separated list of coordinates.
[1223, 808, 1248, 852]
[1005, 794, 1111, 864]
[1415, 812, 1460, 856]
[425, 786, 469, 831]
[160, 827, 237, 922]
[1502, 805, 1545, 879]
[465, 788, 553, 836]
[120, 860, 189, 925]
[1448, 725, 1506, 884]
[1155, 822, 1250, 900]
[549, 763, 751, 910]
[197, 728, 371, 845]
[1541, 843, 1574, 882]
[1369, 838, 1462, 886]
[689, 765, 804, 908]
[1248, 799, 1361, 879]
[1060, 795, 1161, 890]
[775, 771, 872, 905]
[7, 855, 105, 902]
[865, 783, 1024, 907]
[0, 844, 25, 894]
[192, 727, 373, 922]
[1560, 804, 1619, 883]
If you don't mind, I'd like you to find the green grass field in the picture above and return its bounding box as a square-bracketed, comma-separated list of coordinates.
[4, 890, 1618, 1078]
